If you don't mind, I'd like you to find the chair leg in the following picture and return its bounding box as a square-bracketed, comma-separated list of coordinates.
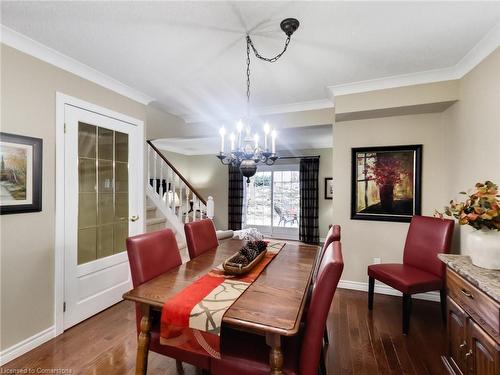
[402, 294, 412, 335]
[323, 327, 330, 346]
[368, 277, 375, 310]
[440, 289, 447, 324]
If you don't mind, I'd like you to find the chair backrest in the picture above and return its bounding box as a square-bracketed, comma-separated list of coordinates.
[126, 228, 182, 288]
[274, 205, 282, 216]
[403, 215, 454, 278]
[126, 229, 182, 333]
[312, 224, 341, 281]
[300, 241, 344, 375]
[184, 219, 219, 259]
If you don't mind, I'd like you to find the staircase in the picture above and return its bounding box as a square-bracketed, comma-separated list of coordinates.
[145, 140, 214, 253]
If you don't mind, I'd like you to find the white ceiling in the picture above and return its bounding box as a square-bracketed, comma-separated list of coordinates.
[2, 1, 500, 122]
[154, 124, 332, 155]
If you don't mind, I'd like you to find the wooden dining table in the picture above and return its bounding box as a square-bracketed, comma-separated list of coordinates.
[122, 238, 319, 375]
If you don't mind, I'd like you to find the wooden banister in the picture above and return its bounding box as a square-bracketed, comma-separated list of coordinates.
[147, 140, 207, 205]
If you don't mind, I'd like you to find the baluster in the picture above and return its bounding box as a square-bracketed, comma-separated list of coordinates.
[164, 165, 170, 210]
[185, 188, 190, 223]
[147, 145, 151, 190]
[178, 181, 184, 222]
[154, 151, 158, 197]
[160, 158, 164, 200]
[192, 195, 197, 222]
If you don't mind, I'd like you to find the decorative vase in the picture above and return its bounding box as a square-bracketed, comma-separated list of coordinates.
[379, 184, 394, 211]
[465, 228, 500, 270]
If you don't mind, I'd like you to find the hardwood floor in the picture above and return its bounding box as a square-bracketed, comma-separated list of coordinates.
[1, 289, 445, 375]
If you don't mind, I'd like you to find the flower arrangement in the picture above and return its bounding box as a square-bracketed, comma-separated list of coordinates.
[368, 155, 405, 186]
[435, 181, 500, 231]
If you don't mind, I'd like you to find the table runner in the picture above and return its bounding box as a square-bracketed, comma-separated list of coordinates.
[159, 241, 285, 358]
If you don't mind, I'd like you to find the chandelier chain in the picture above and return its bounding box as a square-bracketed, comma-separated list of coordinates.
[245, 34, 291, 105]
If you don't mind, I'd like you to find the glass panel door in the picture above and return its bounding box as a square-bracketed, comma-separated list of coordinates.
[77, 122, 129, 265]
[243, 164, 300, 239]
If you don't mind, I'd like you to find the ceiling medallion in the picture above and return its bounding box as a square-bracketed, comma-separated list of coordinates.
[216, 18, 300, 183]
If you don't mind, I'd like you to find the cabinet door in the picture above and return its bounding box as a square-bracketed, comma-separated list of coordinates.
[447, 297, 468, 375]
[468, 319, 499, 375]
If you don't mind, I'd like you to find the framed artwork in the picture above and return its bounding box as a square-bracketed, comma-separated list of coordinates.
[0, 133, 42, 214]
[324, 177, 333, 200]
[351, 145, 422, 222]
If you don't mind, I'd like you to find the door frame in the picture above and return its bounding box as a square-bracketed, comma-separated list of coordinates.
[55, 93, 144, 335]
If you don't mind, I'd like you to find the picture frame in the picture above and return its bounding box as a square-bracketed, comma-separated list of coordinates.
[351, 145, 422, 222]
[0, 132, 43, 214]
[324, 177, 333, 200]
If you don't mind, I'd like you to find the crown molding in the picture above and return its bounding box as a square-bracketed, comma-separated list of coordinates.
[329, 22, 500, 97]
[0, 25, 154, 105]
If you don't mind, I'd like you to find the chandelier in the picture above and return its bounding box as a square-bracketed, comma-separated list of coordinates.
[216, 18, 300, 182]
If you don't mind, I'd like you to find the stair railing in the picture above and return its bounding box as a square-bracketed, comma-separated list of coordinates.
[146, 141, 211, 234]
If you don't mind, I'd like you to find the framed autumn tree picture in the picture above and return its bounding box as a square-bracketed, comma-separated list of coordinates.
[351, 145, 422, 222]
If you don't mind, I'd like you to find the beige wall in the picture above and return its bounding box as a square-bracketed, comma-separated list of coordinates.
[145, 105, 187, 140]
[0, 45, 146, 350]
[332, 113, 448, 283]
[159, 147, 334, 238]
[442, 48, 500, 253]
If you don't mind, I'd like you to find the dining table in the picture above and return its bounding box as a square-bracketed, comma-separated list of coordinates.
[122, 238, 319, 375]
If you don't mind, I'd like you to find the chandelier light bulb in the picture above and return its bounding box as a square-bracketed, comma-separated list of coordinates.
[254, 134, 259, 149]
[263, 123, 270, 134]
[219, 127, 226, 153]
[236, 120, 244, 132]
[271, 130, 277, 154]
[230, 133, 236, 151]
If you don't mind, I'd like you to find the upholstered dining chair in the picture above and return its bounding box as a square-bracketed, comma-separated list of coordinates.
[210, 241, 344, 375]
[126, 229, 211, 371]
[312, 224, 341, 347]
[367, 215, 454, 335]
[184, 218, 219, 259]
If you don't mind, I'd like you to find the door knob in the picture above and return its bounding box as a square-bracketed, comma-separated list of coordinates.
[130, 215, 140, 222]
[465, 349, 473, 358]
[459, 341, 467, 349]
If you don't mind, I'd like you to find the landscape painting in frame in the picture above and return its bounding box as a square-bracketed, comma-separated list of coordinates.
[0, 133, 42, 214]
[351, 145, 422, 222]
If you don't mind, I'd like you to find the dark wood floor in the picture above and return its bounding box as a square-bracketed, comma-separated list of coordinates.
[1, 289, 446, 375]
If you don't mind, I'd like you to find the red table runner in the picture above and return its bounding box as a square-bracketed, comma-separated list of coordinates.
[160, 241, 285, 358]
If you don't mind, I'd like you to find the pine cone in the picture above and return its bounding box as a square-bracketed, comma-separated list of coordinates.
[240, 247, 257, 262]
[246, 241, 257, 251]
[231, 254, 249, 266]
[255, 240, 267, 253]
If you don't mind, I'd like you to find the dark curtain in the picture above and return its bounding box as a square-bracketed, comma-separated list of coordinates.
[228, 165, 244, 230]
[299, 158, 320, 244]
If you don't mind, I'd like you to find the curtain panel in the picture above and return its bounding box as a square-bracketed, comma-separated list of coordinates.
[299, 158, 320, 244]
[228, 165, 244, 230]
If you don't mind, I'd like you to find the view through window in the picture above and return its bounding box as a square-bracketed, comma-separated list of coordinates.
[244, 166, 300, 237]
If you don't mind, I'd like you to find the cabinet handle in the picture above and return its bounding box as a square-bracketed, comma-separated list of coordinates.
[130, 215, 140, 222]
[459, 341, 467, 349]
[460, 289, 473, 299]
[465, 349, 473, 358]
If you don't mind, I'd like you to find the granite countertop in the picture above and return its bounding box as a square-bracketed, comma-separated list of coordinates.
[438, 254, 500, 303]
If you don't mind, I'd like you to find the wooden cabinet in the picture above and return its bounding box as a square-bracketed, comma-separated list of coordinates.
[442, 269, 500, 375]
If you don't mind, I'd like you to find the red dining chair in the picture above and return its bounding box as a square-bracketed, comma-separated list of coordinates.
[126, 229, 211, 370]
[312, 224, 341, 347]
[367, 215, 454, 335]
[184, 219, 219, 259]
[211, 241, 344, 375]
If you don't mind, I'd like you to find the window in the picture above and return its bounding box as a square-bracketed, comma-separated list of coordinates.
[243, 164, 300, 239]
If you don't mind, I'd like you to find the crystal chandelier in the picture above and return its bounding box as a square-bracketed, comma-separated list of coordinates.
[216, 18, 300, 183]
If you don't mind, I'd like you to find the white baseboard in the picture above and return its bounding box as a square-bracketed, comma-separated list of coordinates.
[338, 279, 440, 302]
[0, 325, 56, 366]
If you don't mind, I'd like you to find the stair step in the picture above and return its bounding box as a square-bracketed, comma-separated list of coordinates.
[146, 217, 166, 225]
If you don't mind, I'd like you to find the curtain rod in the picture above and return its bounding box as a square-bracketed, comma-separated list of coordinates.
[278, 155, 320, 159]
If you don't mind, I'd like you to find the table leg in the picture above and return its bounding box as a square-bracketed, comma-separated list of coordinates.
[136, 304, 152, 375]
[266, 333, 284, 375]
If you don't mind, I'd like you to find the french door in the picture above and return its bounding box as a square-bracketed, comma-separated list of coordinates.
[63, 104, 142, 329]
[243, 164, 300, 240]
